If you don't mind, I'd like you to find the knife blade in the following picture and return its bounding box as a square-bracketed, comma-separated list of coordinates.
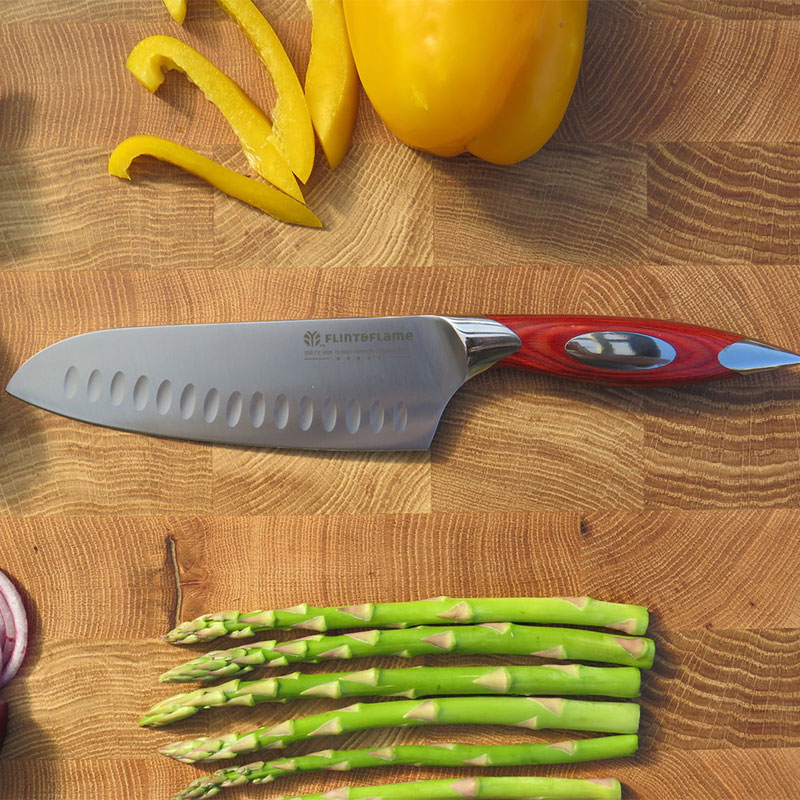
[6, 315, 800, 451]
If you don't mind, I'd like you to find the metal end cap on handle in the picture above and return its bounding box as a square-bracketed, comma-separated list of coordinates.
[718, 339, 800, 373]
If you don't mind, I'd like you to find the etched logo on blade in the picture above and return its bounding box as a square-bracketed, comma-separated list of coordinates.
[303, 328, 415, 362]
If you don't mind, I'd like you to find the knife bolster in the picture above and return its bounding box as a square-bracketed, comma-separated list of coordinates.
[442, 317, 522, 379]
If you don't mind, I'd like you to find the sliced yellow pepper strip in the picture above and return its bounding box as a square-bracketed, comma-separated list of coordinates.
[126, 35, 303, 203]
[215, 0, 316, 183]
[467, 0, 588, 164]
[163, 0, 187, 24]
[108, 135, 322, 228]
[305, 0, 360, 170]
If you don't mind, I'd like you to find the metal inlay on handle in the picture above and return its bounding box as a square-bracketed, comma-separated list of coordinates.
[565, 331, 677, 371]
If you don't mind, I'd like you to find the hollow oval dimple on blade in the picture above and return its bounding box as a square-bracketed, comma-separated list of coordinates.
[370, 401, 384, 433]
[322, 397, 337, 432]
[133, 375, 150, 410]
[226, 391, 243, 427]
[156, 380, 173, 415]
[64, 366, 79, 399]
[110, 371, 126, 406]
[393, 401, 408, 433]
[274, 394, 289, 430]
[298, 395, 313, 431]
[249, 392, 266, 428]
[87, 369, 102, 403]
[346, 399, 361, 434]
[203, 388, 220, 423]
[180, 384, 196, 419]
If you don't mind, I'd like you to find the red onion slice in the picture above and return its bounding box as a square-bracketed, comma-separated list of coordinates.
[0, 604, 5, 671]
[0, 570, 27, 688]
[0, 592, 13, 666]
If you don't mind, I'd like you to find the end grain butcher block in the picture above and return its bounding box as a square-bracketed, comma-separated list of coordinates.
[0, 1, 799, 799]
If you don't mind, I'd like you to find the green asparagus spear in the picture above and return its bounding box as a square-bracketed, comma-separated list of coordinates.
[270, 776, 621, 800]
[160, 696, 640, 763]
[268, 776, 621, 800]
[165, 597, 648, 643]
[160, 623, 655, 683]
[172, 736, 638, 799]
[143, 664, 640, 726]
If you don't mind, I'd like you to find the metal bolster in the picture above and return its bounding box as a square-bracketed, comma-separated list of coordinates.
[443, 317, 522, 379]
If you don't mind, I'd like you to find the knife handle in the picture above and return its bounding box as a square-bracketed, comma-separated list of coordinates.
[488, 315, 743, 386]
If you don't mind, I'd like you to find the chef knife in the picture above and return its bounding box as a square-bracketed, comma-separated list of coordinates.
[6, 315, 800, 451]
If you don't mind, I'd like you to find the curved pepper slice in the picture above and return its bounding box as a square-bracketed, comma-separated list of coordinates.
[163, 0, 315, 183]
[215, 0, 316, 183]
[305, 0, 360, 170]
[108, 135, 322, 227]
[163, 0, 187, 24]
[467, 0, 588, 164]
[126, 35, 303, 202]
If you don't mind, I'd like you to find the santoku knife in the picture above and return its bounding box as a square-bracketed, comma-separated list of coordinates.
[6, 315, 800, 451]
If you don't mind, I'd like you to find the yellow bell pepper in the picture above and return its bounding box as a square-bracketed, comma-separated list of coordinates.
[468, 0, 588, 164]
[108, 135, 322, 227]
[305, 0, 360, 169]
[341, 0, 587, 164]
[126, 35, 303, 202]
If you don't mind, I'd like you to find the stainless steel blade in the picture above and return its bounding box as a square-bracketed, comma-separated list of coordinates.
[5, 316, 519, 450]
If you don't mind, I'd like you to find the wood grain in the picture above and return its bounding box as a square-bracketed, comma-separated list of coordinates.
[211, 446, 431, 514]
[2, 1, 800, 798]
[432, 143, 647, 268]
[170, 513, 584, 620]
[649, 0, 800, 19]
[644, 627, 800, 750]
[214, 142, 435, 270]
[582, 511, 800, 629]
[431, 371, 647, 512]
[648, 143, 800, 265]
[562, 12, 800, 141]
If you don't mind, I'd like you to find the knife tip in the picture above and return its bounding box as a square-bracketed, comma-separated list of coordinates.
[5, 369, 23, 400]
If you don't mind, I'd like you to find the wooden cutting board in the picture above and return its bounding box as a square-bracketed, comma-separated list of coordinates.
[1, 1, 799, 798]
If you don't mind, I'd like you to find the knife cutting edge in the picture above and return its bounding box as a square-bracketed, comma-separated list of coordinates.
[6, 315, 800, 451]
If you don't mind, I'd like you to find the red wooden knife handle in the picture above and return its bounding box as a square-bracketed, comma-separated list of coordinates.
[488, 315, 743, 386]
